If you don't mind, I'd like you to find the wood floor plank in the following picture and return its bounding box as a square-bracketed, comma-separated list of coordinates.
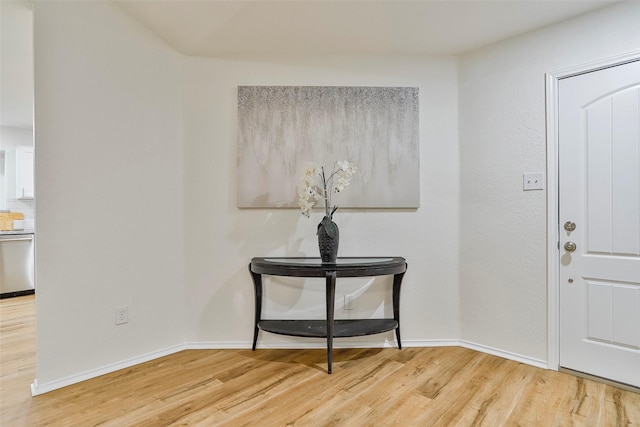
[466, 359, 538, 426]
[2, 295, 639, 426]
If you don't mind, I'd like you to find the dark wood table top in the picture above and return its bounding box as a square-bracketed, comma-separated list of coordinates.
[250, 257, 407, 278]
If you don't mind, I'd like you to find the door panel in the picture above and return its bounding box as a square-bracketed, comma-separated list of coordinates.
[559, 60, 640, 388]
[586, 280, 640, 348]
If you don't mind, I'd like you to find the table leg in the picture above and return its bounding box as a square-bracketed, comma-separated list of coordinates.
[249, 264, 262, 351]
[392, 267, 406, 350]
[325, 270, 337, 374]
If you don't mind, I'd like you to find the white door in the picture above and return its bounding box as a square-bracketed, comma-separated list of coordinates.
[559, 59, 640, 388]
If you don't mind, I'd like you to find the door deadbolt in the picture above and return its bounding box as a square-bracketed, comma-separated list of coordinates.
[564, 221, 576, 231]
[564, 241, 577, 252]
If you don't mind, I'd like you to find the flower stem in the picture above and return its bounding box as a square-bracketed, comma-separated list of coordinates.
[321, 166, 330, 218]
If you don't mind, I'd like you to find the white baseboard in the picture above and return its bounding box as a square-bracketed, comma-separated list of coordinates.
[459, 340, 548, 369]
[401, 339, 460, 348]
[30, 343, 187, 396]
[31, 339, 547, 396]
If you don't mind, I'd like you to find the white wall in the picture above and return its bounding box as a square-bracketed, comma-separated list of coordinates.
[458, 1, 640, 361]
[0, 0, 34, 128]
[182, 54, 460, 347]
[29, 0, 640, 393]
[33, 1, 185, 389]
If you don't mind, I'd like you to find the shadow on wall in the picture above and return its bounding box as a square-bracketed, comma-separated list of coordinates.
[194, 196, 306, 340]
[230, 191, 307, 261]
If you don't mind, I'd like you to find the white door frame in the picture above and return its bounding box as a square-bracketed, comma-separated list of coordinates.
[545, 49, 640, 370]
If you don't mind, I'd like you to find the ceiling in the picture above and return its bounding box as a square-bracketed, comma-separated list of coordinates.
[116, 0, 617, 57]
[0, 0, 619, 129]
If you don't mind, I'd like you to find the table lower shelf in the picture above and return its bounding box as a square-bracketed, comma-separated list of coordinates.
[258, 319, 398, 338]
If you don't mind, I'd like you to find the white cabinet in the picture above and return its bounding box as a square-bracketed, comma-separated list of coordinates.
[15, 146, 34, 199]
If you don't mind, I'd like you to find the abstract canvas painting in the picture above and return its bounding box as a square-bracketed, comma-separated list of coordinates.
[237, 86, 419, 208]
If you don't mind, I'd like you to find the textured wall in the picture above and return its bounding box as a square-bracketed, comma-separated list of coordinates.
[183, 54, 460, 347]
[34, 1, 185, 387]
[458, 1, 640, 362]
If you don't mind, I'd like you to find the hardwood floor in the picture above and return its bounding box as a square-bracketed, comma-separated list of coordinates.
[1, 295, 639, 426]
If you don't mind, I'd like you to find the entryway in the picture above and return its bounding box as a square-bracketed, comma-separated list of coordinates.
[549, 55, 640, 389]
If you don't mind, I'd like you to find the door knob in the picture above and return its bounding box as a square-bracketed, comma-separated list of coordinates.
[564, 241, 577, 252]
[564, 221, 576, 231]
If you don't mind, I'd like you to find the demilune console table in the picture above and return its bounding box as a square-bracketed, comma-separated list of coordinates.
[249, 257, 407, 373]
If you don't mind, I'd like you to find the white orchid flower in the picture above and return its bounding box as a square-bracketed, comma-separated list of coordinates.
[297, 160, 356, 219]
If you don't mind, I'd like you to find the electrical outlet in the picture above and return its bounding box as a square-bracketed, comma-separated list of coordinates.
[344, 294, 355, 310]
[523, 172, 545, 191]
[115, 306, 129, 325]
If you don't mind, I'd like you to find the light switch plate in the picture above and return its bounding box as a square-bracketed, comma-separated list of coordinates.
[523, 172, 545, 191]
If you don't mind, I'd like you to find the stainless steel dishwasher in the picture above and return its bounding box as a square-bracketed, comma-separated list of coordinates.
[0, 232, 35, 298]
